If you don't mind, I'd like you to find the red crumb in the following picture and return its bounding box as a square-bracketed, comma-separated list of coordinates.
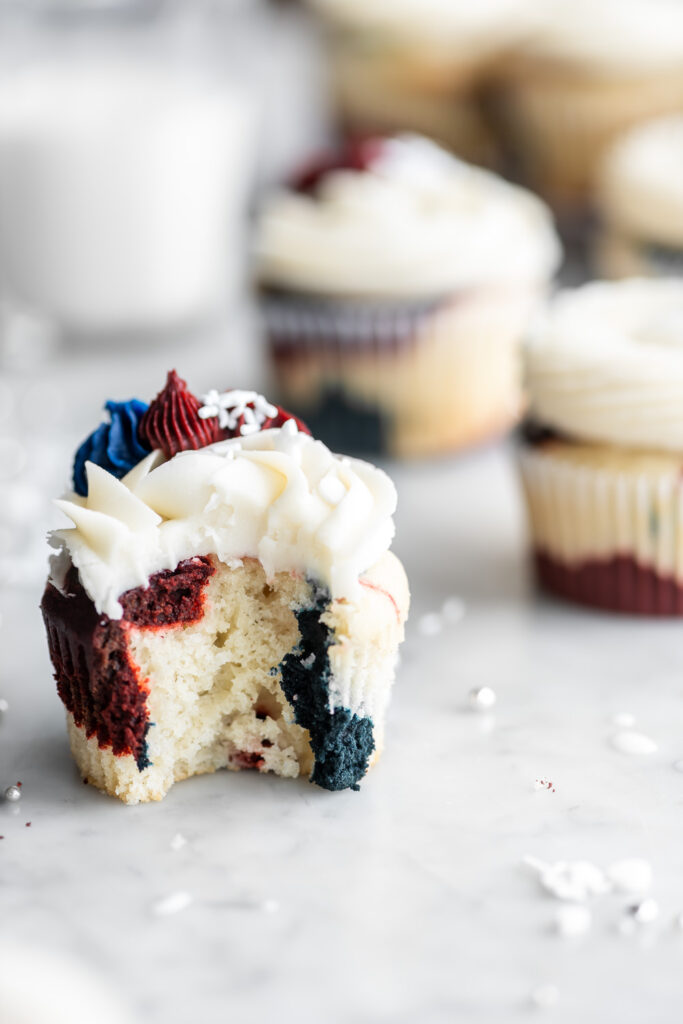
[231, 751, 265, 771]
[16, 781, 22, 787]
[25, 822, 31, 827]
[360, 578, 401, 624]
[536, 779, 556, 793]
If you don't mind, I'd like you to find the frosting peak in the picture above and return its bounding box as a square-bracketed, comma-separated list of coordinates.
[52, 421, 397, 619]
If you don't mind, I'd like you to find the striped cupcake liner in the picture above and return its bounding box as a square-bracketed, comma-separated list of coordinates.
[519, 443, 683, 615]
[262, 287, 538, 458]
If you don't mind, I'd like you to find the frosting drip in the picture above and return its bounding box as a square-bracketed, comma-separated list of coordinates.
[256, 135, 561, 298]
[525, 279, 683, 451]
[51, 420, 397, 619]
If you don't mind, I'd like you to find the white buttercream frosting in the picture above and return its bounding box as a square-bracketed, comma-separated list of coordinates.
[599, 116, 683, 246]
[525, 279, 683, 451]
[309, 0, 537, 47]
[523, 0, 683, 72]
[50, 421, 397, 620]
[256, 135, 561, 298]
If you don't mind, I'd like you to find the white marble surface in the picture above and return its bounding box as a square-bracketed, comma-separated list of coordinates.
[2, 4, 683, 1022]
[3, 329, 683, 1023]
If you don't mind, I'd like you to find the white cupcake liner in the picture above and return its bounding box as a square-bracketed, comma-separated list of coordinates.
[519, 444, 683, 613]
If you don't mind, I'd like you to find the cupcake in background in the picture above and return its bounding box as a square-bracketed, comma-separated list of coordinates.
[596, 116, 683, 280]
[497, 0, 683, 213]
[519, 278, 683, 615]
[255, 134, 561, 459]
[307, 0, 539, 168]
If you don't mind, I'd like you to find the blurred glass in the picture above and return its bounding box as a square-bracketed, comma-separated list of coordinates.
[0, 1, 255, 353]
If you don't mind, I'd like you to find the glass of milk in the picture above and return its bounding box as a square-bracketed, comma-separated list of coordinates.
[0, 59, 253, 342]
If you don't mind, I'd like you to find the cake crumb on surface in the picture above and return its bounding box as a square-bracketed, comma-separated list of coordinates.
[153, 891, 193, 916]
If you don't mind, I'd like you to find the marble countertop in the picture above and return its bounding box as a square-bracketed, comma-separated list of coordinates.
[2, 5, 683, 1022]
[3, 324, 683, 1024]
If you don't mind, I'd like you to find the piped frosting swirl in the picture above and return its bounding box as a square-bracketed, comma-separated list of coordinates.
[256, 135, 561, 298]
[525, 279, 683, 451]
[51, 420, 398, 619]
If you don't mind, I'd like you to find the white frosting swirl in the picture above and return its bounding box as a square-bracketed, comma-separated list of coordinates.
[599, 116, 683, 246]
[256, 136, 561, 298]
[523, 0, 683, 71]
[51, 421, 397, 620]
[525, 279, 683, 451]
[309, 0, 537, 47]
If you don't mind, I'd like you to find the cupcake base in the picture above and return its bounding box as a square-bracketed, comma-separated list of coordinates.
[265, 286, 541, 459]
[535, 552, 683, 616]
[496, 64, 683, 208]
[519, 436, 683, 616]
[42, 553, 408, 802]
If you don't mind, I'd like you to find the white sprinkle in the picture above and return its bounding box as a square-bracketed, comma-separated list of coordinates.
[262, 899, 279, 914]
[170, 833, 187, 851]
[0, 699, 8, 713]
[530, 984, 559, 1009]
[441, 596, 466, 623]
[153, 891, 193, 916]
[524, 856, 610, 902]
[606, 858, 652, 895]
[611, 731, 658, 755]
[199, 389, 277, 434]
[632, 899, 659, 924]
[469, 686, 497, 711]
[612, 712, 636, 729]
[555, 904, 591, 937]
[3, 785, 21, 802]
[417, 613, 442, 637]
[300, 652, 315, 669]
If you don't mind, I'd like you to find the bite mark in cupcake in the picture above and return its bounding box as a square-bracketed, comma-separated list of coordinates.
[43, 372, 408, 802]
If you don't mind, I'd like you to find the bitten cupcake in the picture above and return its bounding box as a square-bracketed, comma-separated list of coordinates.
[41, 372, 409, 803]
[497, 0, 683, 211]
[519, 279, 683, 614]
[256, 134, 561, 459]
[596, 116, 683, 280]
[307, 0, 538, 167]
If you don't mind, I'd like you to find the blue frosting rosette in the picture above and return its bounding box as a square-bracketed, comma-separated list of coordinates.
[73, 399, 150, 497]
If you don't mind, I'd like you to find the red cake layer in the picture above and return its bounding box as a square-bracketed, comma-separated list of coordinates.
[535, 551, 683, 616]
[41, 557, 215, 768]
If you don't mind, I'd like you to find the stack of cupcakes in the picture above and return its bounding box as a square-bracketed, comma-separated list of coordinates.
[596, 116, 683, 280]
[519, 278, 683, 615]
[256, 134, 561, 459]
[307, 0, 539, 167]
[496, 0, 683, 212]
